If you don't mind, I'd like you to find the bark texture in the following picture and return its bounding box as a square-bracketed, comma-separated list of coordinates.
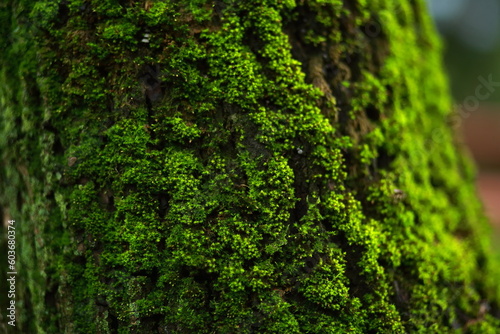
[1, 0, 500, 333]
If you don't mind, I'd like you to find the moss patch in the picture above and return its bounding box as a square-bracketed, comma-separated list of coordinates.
[1, 0, 499, 333]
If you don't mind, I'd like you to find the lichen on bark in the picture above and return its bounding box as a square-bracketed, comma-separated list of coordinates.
[1, 0, 499, 333]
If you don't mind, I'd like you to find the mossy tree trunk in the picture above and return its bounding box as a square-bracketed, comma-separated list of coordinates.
[1, 0, 499, 333]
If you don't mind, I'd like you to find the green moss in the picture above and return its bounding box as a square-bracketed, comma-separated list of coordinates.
[1, 0, 499, 332]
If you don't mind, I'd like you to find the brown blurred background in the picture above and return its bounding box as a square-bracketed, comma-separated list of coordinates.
[462, 107, 500, 241]
[426, 0, 500, 243]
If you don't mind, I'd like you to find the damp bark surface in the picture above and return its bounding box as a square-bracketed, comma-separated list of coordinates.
[1, 0, 500, 333]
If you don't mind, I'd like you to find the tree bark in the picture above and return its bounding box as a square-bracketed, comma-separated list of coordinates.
[1, 0, 499, 332]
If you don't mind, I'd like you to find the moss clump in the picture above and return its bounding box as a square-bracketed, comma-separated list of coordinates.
[1, 0, 499, 333]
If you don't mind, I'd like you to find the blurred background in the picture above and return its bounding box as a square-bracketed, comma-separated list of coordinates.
[426, 0, 500, 244]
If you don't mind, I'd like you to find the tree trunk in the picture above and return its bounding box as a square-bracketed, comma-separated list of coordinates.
[1, 0, 499, 332]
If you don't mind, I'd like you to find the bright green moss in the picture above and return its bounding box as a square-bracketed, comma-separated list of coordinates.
[1, 0, 499, 332]
[100, 20, 139, 45]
